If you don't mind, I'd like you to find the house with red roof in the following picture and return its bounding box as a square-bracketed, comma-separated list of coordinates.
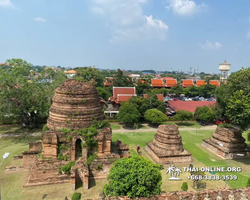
[144, 94, 164, 101]
[167, 101, 216, 113]
[196, 80, 207, 86]
[209, 80, 220, 87]
[181, 80, 194, 88]
[151, 79, 166, 88]
[165, 79, 177, 88]
[109, 87, 136, 105]
[104, 77, 113, 87]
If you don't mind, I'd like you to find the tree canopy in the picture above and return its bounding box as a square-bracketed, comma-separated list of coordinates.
[0, 58, 66, 127]
[144, 109, 168, 125]
[128, 95, 166, 115]
[75, 66, 104, 87]
[215, 67, 250, 131]
[194, 105, 215, 123]
[112, 69, 134, 87]
[174, 110, 193, 122]
[117, 102, 141, 126]
[103, 156, 162, 198]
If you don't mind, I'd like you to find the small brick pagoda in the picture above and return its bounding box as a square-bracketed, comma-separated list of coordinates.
[22, 79, 127, 189]
[202, 126, 250, 159]
[145, 124, 192, 164]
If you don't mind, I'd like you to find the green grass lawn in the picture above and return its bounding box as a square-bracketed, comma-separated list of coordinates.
[112, 130, 250, 189]
[111, 123, 149, 130]
[110, 123, 121, 130]
[0, 124, 44, 135]
[1, 126, 250, 199]
[162, 121, 203, 128]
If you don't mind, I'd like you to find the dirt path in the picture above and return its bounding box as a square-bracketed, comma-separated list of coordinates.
[0, 125, 217, 138]
[112, 125, 217, 133]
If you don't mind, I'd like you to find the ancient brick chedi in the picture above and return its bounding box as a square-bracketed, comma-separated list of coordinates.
[47, 79, 104, 130]
[145, 124, 192, 164]
[42, 79, 111, 161]
[202, 126, 250, 159]
[22, 79, 124, 189]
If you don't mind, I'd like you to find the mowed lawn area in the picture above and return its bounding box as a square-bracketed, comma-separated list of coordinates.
[1, 127, 250, 199]
[113, 130, 250, 190]
[110, 121, 203, 130]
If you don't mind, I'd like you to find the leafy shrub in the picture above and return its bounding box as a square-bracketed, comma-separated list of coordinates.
[59, 144, 67, 150]
[85, 153, 98, 166]
[181, 182, 188, 191]
[174, 110, 194, 122]
[218, 123, 232, 128]
[155, 164, 164, 170]
[144, 109, 168, 125]
[246, 178, 250, 187]
[71, 192, 81, 200]
[103, 156, 162, 198]
[247, 132, 250, 142]
[58, 153, 67, 161]
[43, 124, 49, 133]
[194, 106, 215, 123]
[96, 164, 103, 170]
[59, 161, 75, 175]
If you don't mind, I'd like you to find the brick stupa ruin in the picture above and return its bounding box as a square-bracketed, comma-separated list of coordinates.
[145, 124, 192, 164]
[22, 79, 128, 189]
[202, 126, 250, 159]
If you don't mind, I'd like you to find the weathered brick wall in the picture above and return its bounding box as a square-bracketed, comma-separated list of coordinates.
[89, 188, 250, 200]
[22, 151, 39, 169]
[29, 142, 42, 151]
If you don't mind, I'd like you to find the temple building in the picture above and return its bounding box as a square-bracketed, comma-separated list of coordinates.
[202, 126, 250, 159]
[22, 79, 128, 189]
[145, 124, 192, 164]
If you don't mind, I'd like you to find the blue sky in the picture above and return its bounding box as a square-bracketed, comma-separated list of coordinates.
[1, 0, 250, 73]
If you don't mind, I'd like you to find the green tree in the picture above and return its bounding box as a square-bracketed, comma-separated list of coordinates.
[117, 102, 141, 127]
[246, 178, 250, 187]
[0, 58, 66, 127]
[144, 109, 168, 125]
[128, 95, 166, 115]
[75, 66, 104, 87]
[181, 182, 188, 191]
[215, 67, 250, 131]
[136, 81, 152, 96]
[169, 85, 183, 95]
[174, 110, 193, 122]
[103, 156, 162, 198]
[226, 90, 250, 131]
[199, 84, 216, 98]
[195, 106, 215, 123]
[113, 69, 134, 87]
[97, 86, 112, 101]
[183, 86, 200, 97]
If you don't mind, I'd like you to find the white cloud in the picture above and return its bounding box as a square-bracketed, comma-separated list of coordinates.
[247, 31, 250, 39]
[110, 15, 168, 43]
[91, 7, 105, 15]
[199, 41, 222, 50]
[0, 0, 15, 8]
[33, 17, 46, 22]
[91, 0, 169, 43]
[166, 0, 206, 16]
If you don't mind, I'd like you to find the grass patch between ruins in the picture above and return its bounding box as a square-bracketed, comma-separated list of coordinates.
[162, 121, 203, 128]
[1, 128, 250, 199]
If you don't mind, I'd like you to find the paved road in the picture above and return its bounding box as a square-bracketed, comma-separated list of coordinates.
[112, 125, 217, 133]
